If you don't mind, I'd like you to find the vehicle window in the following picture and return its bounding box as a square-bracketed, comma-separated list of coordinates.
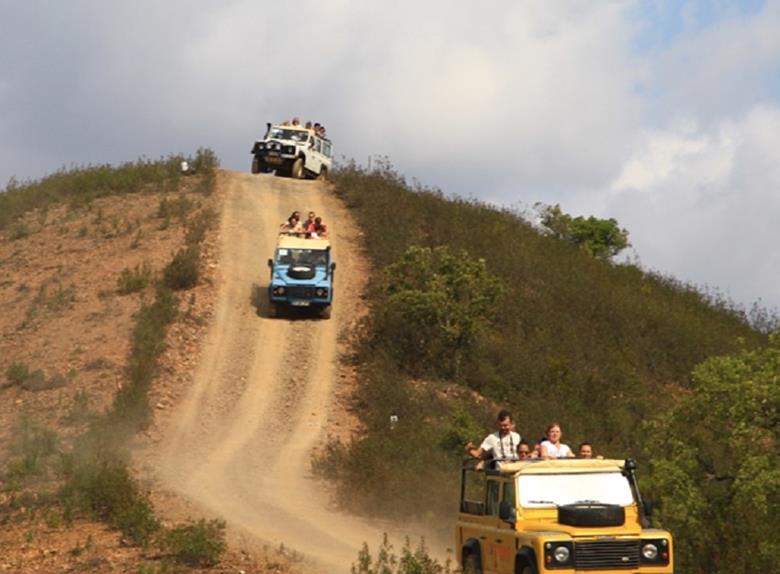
[461, 470, 486, 515]
[268, 127, 309, 142]
[315, 138, 322, 153]
[277, 248, 328, 266]
[486, 480, 500, 516]
[502, 481, 516, 507]
[518, 472, 634, 507]
[322, 142, 332, 158]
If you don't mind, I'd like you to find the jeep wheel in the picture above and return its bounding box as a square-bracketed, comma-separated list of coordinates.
[317, 166, 328, 182]
[291, 158, 304, 179]
[462, 554, 481, 574]
[267, 302, 277, 318]
[251, 157, 260, 174]
[519, 567, 535, 574]
[320, 306, 331, 319]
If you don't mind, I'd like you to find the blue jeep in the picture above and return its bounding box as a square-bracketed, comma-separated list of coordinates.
[267, 234, 335, 318]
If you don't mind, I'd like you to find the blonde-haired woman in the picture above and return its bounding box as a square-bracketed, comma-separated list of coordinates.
[540, 422, 573, 459]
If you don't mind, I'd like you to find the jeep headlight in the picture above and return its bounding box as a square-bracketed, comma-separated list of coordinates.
[553, 546, 570, 563]
[642, 543, 658, 560]
[315, 287, 327, 297]
[544, 541, 572, 567]
[273, 286, 285, 296]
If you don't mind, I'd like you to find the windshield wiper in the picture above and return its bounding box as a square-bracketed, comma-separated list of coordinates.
[526, 499, 556, 505]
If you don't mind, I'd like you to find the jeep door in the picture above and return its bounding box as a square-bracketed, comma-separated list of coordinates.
[306, 136, 323, 174]
[494, 480, 518, 573]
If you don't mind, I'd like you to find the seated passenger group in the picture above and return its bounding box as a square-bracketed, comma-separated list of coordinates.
[281, 117, 327, 138]
[465, 410, 602, 465]
[281, 210, 328, 238]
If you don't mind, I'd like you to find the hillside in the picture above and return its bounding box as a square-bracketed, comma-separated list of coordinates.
[317, 162, 773, 571]
[0, 158, 306, 573]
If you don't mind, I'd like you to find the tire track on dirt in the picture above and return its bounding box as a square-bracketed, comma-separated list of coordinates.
[154, 172, 416, 573]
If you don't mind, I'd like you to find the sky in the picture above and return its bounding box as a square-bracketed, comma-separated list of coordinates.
[2, 0, 779, 312]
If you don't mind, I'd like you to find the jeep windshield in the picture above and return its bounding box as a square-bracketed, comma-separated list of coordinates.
[518, 472, 634, 508]
[277, 248, 328, 267]
[268, 127, 310, 143]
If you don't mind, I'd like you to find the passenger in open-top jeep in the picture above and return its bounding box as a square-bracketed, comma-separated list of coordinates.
[456, 457, 673, 574]
[250, 121, 333, 180]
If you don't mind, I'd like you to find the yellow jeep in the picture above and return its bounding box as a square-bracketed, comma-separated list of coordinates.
[456, 458, 673, 574]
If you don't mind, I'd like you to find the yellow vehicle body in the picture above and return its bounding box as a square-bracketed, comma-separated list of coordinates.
[456, 458, 673, 574]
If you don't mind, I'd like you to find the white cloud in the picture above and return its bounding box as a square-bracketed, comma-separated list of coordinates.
[606, 104, 780, 309]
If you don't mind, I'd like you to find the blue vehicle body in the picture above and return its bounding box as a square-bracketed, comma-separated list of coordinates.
[267, 235, 335, 317]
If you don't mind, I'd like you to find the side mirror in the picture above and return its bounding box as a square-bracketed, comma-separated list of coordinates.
[499, 501, 516, 525]
[642, 499, 654, 518]
[330, 262, 336, 272]
[267, 258, 273, 268]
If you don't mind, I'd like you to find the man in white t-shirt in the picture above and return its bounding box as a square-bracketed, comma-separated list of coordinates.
[466, 410, 521, 463]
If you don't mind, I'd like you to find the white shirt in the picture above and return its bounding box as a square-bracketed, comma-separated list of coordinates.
[480, 431, 522, 461]
[541, 440, 573, 458]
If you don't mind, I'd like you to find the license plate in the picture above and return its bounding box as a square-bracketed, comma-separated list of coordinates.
[291, 300, 310, 307]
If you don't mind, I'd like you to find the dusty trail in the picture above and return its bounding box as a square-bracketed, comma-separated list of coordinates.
[154, 172, 409, 572]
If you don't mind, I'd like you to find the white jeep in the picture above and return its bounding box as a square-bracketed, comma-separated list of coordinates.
[250, 123, 333, 180]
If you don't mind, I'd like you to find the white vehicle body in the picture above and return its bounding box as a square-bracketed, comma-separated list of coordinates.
[251, 124, 333, 180]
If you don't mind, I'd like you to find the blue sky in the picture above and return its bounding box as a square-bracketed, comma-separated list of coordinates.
[1, 0, 779, 313]
[632, 0, 767, 53]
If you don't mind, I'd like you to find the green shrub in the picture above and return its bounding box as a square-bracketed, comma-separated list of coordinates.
[352, 534, 454, 574]
[162, 519, 226, 567]
[117, 262, 154, 295]
[6, 414, 59, 484]
[61, 460, 159, 547]
[9, 222, 31, 240]
[162, 247, 199, 290]
[157, 196, 194, 221]
[184, 208, 216, 246]
[5, 362, 31, 387]
[112, 285, 177, 430]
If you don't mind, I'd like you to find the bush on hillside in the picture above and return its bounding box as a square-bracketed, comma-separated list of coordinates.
[60, 459, 159, 546]
[537, 203, 630, 259]
[642, 334, 780, 573]
[163, 246, 200, 290]
[161, 519, 226, 567]
[117, 262, 154, 295]
[378, 245, 504, 378]
[352, 534, 455, 574]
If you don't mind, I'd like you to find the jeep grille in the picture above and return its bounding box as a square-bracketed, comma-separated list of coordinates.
[286, 286, 315, 299]
[574, 540, 639, 569]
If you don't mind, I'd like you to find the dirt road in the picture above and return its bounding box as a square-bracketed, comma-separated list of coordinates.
[154, 172, 400, 572]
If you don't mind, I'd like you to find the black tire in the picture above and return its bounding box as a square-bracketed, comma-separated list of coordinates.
[267, 301, 277, 318]
[320, 306, 331, 319]
[291, 157, 304, 179]
[462, 553, 482, 574]
[251, 157, 260, 174]
[317, 166, 328, 182]
[520, 566, 534, 574]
